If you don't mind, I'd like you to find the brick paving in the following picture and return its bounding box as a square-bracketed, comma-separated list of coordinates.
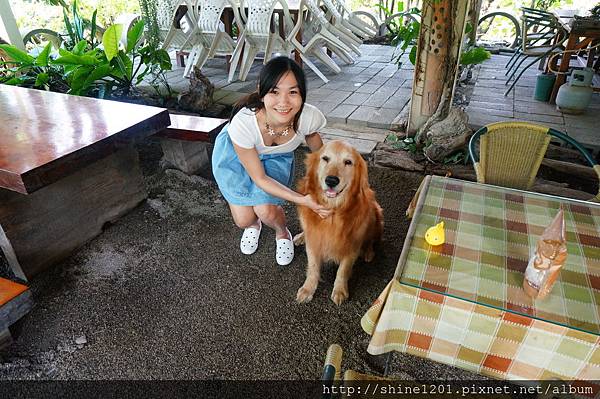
[160, 45, 599, 154]
[467, 54, 600, 154]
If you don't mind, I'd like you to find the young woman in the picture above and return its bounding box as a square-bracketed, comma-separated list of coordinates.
[212, 56, 331, 266]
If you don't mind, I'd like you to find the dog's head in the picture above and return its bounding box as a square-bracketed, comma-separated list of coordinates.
[305, 140, 369, 207]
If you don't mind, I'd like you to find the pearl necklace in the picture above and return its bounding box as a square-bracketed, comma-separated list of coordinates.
[265, 121, 293, 137]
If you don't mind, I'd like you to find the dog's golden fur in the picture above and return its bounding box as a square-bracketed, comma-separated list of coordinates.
[295, 140, 383, 305]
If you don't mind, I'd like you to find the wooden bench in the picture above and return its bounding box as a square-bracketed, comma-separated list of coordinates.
[0, 278, 33, 349]
[155, 114, 228, 175]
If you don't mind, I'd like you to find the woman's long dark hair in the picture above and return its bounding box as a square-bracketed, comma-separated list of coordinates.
[230, 56, 307, 130]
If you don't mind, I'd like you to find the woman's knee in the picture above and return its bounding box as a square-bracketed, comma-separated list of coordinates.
[254, 204, 285, 223]
[229, 206, 258, 229]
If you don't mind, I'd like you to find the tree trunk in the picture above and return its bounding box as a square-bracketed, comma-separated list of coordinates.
[467, 0, 483, 46]
[406, 0, 470, 139]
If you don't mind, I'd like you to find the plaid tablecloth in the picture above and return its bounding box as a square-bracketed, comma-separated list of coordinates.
[362, 176, 600, 381]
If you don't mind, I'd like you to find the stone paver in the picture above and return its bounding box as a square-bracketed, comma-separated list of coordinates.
[353, 83, 382, 94]
[156, 48, 598, 152]
[343, 92, 371, 106]
[469, 54, 599, 152]
[466, 106, 514, 118]
[367, 108, 401, 129]
[327, 104, 359, 124]
[347, 105, 378, 126]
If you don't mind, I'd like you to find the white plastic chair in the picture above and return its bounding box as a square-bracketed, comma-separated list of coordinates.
[287, 0, 355, 83]
[183, 0, 244, 77]
[329, 0, 378, 39]
[227, 0, 295, 82]
[159, 0, 199, 53]
[318, 0, 362, 57]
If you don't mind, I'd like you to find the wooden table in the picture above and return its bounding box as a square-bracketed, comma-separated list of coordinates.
[549, 11, 600, 103]
[0, 85, 170, 279]
[362, 175, 600, 381]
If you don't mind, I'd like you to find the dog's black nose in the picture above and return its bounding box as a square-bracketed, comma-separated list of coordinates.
[325, 175, 340, 188]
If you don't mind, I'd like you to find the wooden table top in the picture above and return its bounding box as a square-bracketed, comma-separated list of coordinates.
[553, 9, 600, 35]
[0, 85, 170, 195]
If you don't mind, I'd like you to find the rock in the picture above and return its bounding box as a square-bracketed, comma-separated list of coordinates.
[75, 335, 87, 345]
[423, 108, 472, 163]
[178, 67, 214, 112]
[373, 149, 425, 171]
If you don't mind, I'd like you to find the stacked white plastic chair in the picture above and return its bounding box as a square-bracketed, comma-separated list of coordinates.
[329, 0, 378, 39]
[318, 0, 362, 57]
[183, 0, 244, 77]
[159, 0, 199, 53]
[286, 0, 355, 83]
[228, 0, 296, 82]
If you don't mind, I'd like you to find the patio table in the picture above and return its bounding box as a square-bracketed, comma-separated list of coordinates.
[549, 10, 600, 103]
[361, 175, 600, 381]
[0, 85, 170, 279]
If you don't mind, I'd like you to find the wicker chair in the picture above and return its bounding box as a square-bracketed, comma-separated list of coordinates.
[321, 343, 399, 398]
[468, 121, 600, 202]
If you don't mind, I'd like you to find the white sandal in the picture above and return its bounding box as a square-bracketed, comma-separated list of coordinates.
[240, 220, 262, 255]
[276, 228, 294, 266]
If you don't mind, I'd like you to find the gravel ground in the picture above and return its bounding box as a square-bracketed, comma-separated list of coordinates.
[0, 137, 486, 386]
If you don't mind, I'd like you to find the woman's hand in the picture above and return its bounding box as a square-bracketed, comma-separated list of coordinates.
[302, 195, 332, 219]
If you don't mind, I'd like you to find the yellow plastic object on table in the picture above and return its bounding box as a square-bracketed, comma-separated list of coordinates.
[425, 221, 445, 246]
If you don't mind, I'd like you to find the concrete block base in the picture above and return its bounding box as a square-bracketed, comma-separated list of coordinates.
[0, 146, 147, 278]
[160, 138, 210, 175]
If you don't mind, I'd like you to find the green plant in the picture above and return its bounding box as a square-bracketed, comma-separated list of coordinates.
[0, 43, 69, 92]
[138, 0, 161, 49]
[388, 7, 421, 66]
[443, 149, 466, 165]
[56, 20, 172, 97]
[387, 133, 418, 153]
[1, 19, 172, 98]
[532, 0, 561, 11]
[460, 46, 491, 65]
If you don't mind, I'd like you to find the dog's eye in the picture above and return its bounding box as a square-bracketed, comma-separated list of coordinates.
[344, 160, 353, 166]
[322, 156, 330, 162]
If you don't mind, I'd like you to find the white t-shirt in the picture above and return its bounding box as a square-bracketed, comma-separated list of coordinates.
[228, 103, 326, 154]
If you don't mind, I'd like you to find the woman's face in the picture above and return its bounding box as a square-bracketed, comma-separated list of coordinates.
[261, 71, 303, 128]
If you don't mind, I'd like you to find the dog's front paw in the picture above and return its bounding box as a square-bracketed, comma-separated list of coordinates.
[293, 231, 305, 246]
[331, 285, 349, 305]
[296, 284, 316, 303]
[363, 246, 375, 262]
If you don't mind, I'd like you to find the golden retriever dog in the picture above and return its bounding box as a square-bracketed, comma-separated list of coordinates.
[294, 140, 383, 305]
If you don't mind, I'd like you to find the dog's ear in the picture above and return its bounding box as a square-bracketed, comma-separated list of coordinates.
[304, 147, 321, 195]
[354, 149, 369, 193]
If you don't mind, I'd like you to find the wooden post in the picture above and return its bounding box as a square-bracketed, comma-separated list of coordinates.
[407, 0, 470, 136]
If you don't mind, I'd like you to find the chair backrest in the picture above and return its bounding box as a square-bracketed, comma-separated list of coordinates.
[320, 0, 343, 22]
[470, 122, 551, 190]
[302, 0, 333, 30]
[520, 7, 560, 50]
[469, 121, 600, 202]
[245, 0, 278, 36]
[198, 0, 228, 32]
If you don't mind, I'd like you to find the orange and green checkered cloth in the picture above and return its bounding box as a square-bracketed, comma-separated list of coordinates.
[362, 176, 600, 381]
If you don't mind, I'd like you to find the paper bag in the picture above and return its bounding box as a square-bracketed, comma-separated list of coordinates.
[523, 207, 567, 299]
